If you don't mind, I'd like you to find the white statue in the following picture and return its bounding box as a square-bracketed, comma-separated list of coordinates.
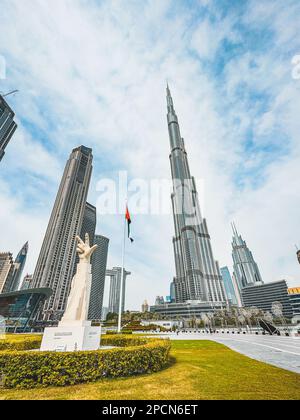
[60, 234, 98, 325]
[41, 233, 101, 352]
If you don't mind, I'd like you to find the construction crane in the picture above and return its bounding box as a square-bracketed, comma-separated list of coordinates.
[1, 90, 19, 98]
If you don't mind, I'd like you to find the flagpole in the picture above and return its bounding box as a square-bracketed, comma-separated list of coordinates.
[118, 206, 127, 333]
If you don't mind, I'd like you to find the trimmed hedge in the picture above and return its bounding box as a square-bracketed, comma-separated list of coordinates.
[0, 335, 42, 351]
[0, 335, 171, 389]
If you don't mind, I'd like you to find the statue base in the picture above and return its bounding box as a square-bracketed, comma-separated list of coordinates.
[40, 321, 101, 352]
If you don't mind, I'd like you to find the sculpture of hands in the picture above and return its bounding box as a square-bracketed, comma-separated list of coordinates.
[76, 233, 98, 261]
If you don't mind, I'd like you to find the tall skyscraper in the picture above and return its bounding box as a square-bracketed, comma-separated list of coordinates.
[142, 299, 149, 312]
[107, 267, 131, 314]
[166, 85, 226, 304]
[21, 274, 33, 290]
[220, 266, 239, 306]
[231, 222, 263, 292]
[89, 234, 109, 320]
[8, 242, 29, 292]
[81, 202, 96, 247]
[72, 202, 97, 280]
[0, 252, 14, 293]
[32, 146, 93, 322]
[0, 94, 17, 162]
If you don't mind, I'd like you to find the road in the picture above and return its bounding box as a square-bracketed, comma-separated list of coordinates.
[156, 332, 300, 373]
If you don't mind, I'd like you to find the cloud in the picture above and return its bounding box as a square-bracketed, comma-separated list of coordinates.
[0, 0, 299, 310]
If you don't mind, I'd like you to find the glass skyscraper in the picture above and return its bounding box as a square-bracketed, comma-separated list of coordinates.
[220, 266, 239, 306]
[166, 85, 226, 304]
[231, 222, 263, 293]
[0, 94, 17, 162]
[32, 146, 93, 322]
[89, 234, 109, 320]
[107, 267, 131, 314]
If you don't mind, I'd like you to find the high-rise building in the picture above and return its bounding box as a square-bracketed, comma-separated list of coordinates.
[107, 267, 131, 314]
[0, 94, 17, 162]
[170, 282, 175, 303]
[72, 202, 97, 280]
[241, 280, 293, 319]
[21, 274, 33, 290]
[101, 306, 109, 321]
[166, 85, 226, 304]
[32, 146, 93, 322]
[231, 222, 263, 293]
[81, 202, 96, 246]
[220, 266, 239, 306]
[89, 234, 109, 320]
[155, 296, 165, 305]
[288, 287, 300, 322]
[8, 242, 29, 292]
[0, 252, 14, 293]
[142, 300, 149, 312]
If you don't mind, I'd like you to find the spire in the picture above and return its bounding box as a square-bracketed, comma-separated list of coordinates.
[166, 83, 175, 114]
[231, 222, 239, 238]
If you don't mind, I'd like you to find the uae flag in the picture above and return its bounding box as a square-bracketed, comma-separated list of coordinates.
[125, 206, 134, 242]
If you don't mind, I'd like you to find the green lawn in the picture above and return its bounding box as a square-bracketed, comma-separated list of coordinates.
[1, 340, 299, 400]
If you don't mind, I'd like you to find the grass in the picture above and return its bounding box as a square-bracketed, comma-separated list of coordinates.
[1, 340, 299, 400]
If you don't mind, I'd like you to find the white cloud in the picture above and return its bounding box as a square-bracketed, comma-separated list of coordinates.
[0, 0, 299, 311]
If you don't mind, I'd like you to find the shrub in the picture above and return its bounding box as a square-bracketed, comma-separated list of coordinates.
[0, 335, 171, 389]
[105, 329, 133, 335]
[0, 335, 42, 351]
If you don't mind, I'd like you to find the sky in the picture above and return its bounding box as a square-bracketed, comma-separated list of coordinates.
[0, 0, 300, 310]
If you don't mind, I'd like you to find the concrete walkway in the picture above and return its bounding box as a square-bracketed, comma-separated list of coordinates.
[156, 332, 300, 374]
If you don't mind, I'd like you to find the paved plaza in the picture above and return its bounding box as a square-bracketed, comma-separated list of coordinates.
[155, 332, 300, 374]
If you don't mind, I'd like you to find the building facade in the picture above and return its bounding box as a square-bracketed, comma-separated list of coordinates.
[232, 223, 263, 293]
[0, 94, 17, 162]
[107, 267, 131, 314]
[89, 234, 109, 320]
[0, 288, 52, 332]
[0, 252, 14, 293]
[166, 85, 226, 305]
[21, 274, 34, 290]
[142, 299, 149, 312]
[241, 280, 293, 319]
[8, 242, 29, 292]
[32, 146, 93, 322]
[288, 287, 300, 322]
[150, 300, 225, 319]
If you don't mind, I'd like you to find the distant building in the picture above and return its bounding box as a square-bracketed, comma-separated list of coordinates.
[231, 223, 263, 293]
[21, 274, 33, 290]
[32, 146, 93, 322]
[89, 234, 109, 320]
[142, 300, 149, 312]
[288, 287, 300, 322]
[155, 296, 165, 305]
[297, 250, 300, 265]
[170, 281, 175, 302]
[150, 301, 225, 319]
[0, 94, 17, 162]
[0, 252, 14, 293]
[107, 267, 131, 314]
[0, 288, 52, 332]
[220, 266, 239, 306]
[101, 306, 109, 321]
[8, 242, 29, 292]
[166, 85, 226, 304]
[241, 280, 293, 319]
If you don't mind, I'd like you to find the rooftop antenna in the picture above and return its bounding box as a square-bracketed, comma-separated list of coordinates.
[1, 90, 19, 98]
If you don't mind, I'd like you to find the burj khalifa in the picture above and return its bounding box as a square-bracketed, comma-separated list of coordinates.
[167, 85, 226, 305]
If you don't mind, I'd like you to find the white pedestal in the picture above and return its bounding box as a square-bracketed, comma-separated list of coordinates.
[40, 322, 101, 352]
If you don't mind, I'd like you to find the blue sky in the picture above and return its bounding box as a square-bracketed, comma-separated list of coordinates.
[0, 0, 300, 309]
